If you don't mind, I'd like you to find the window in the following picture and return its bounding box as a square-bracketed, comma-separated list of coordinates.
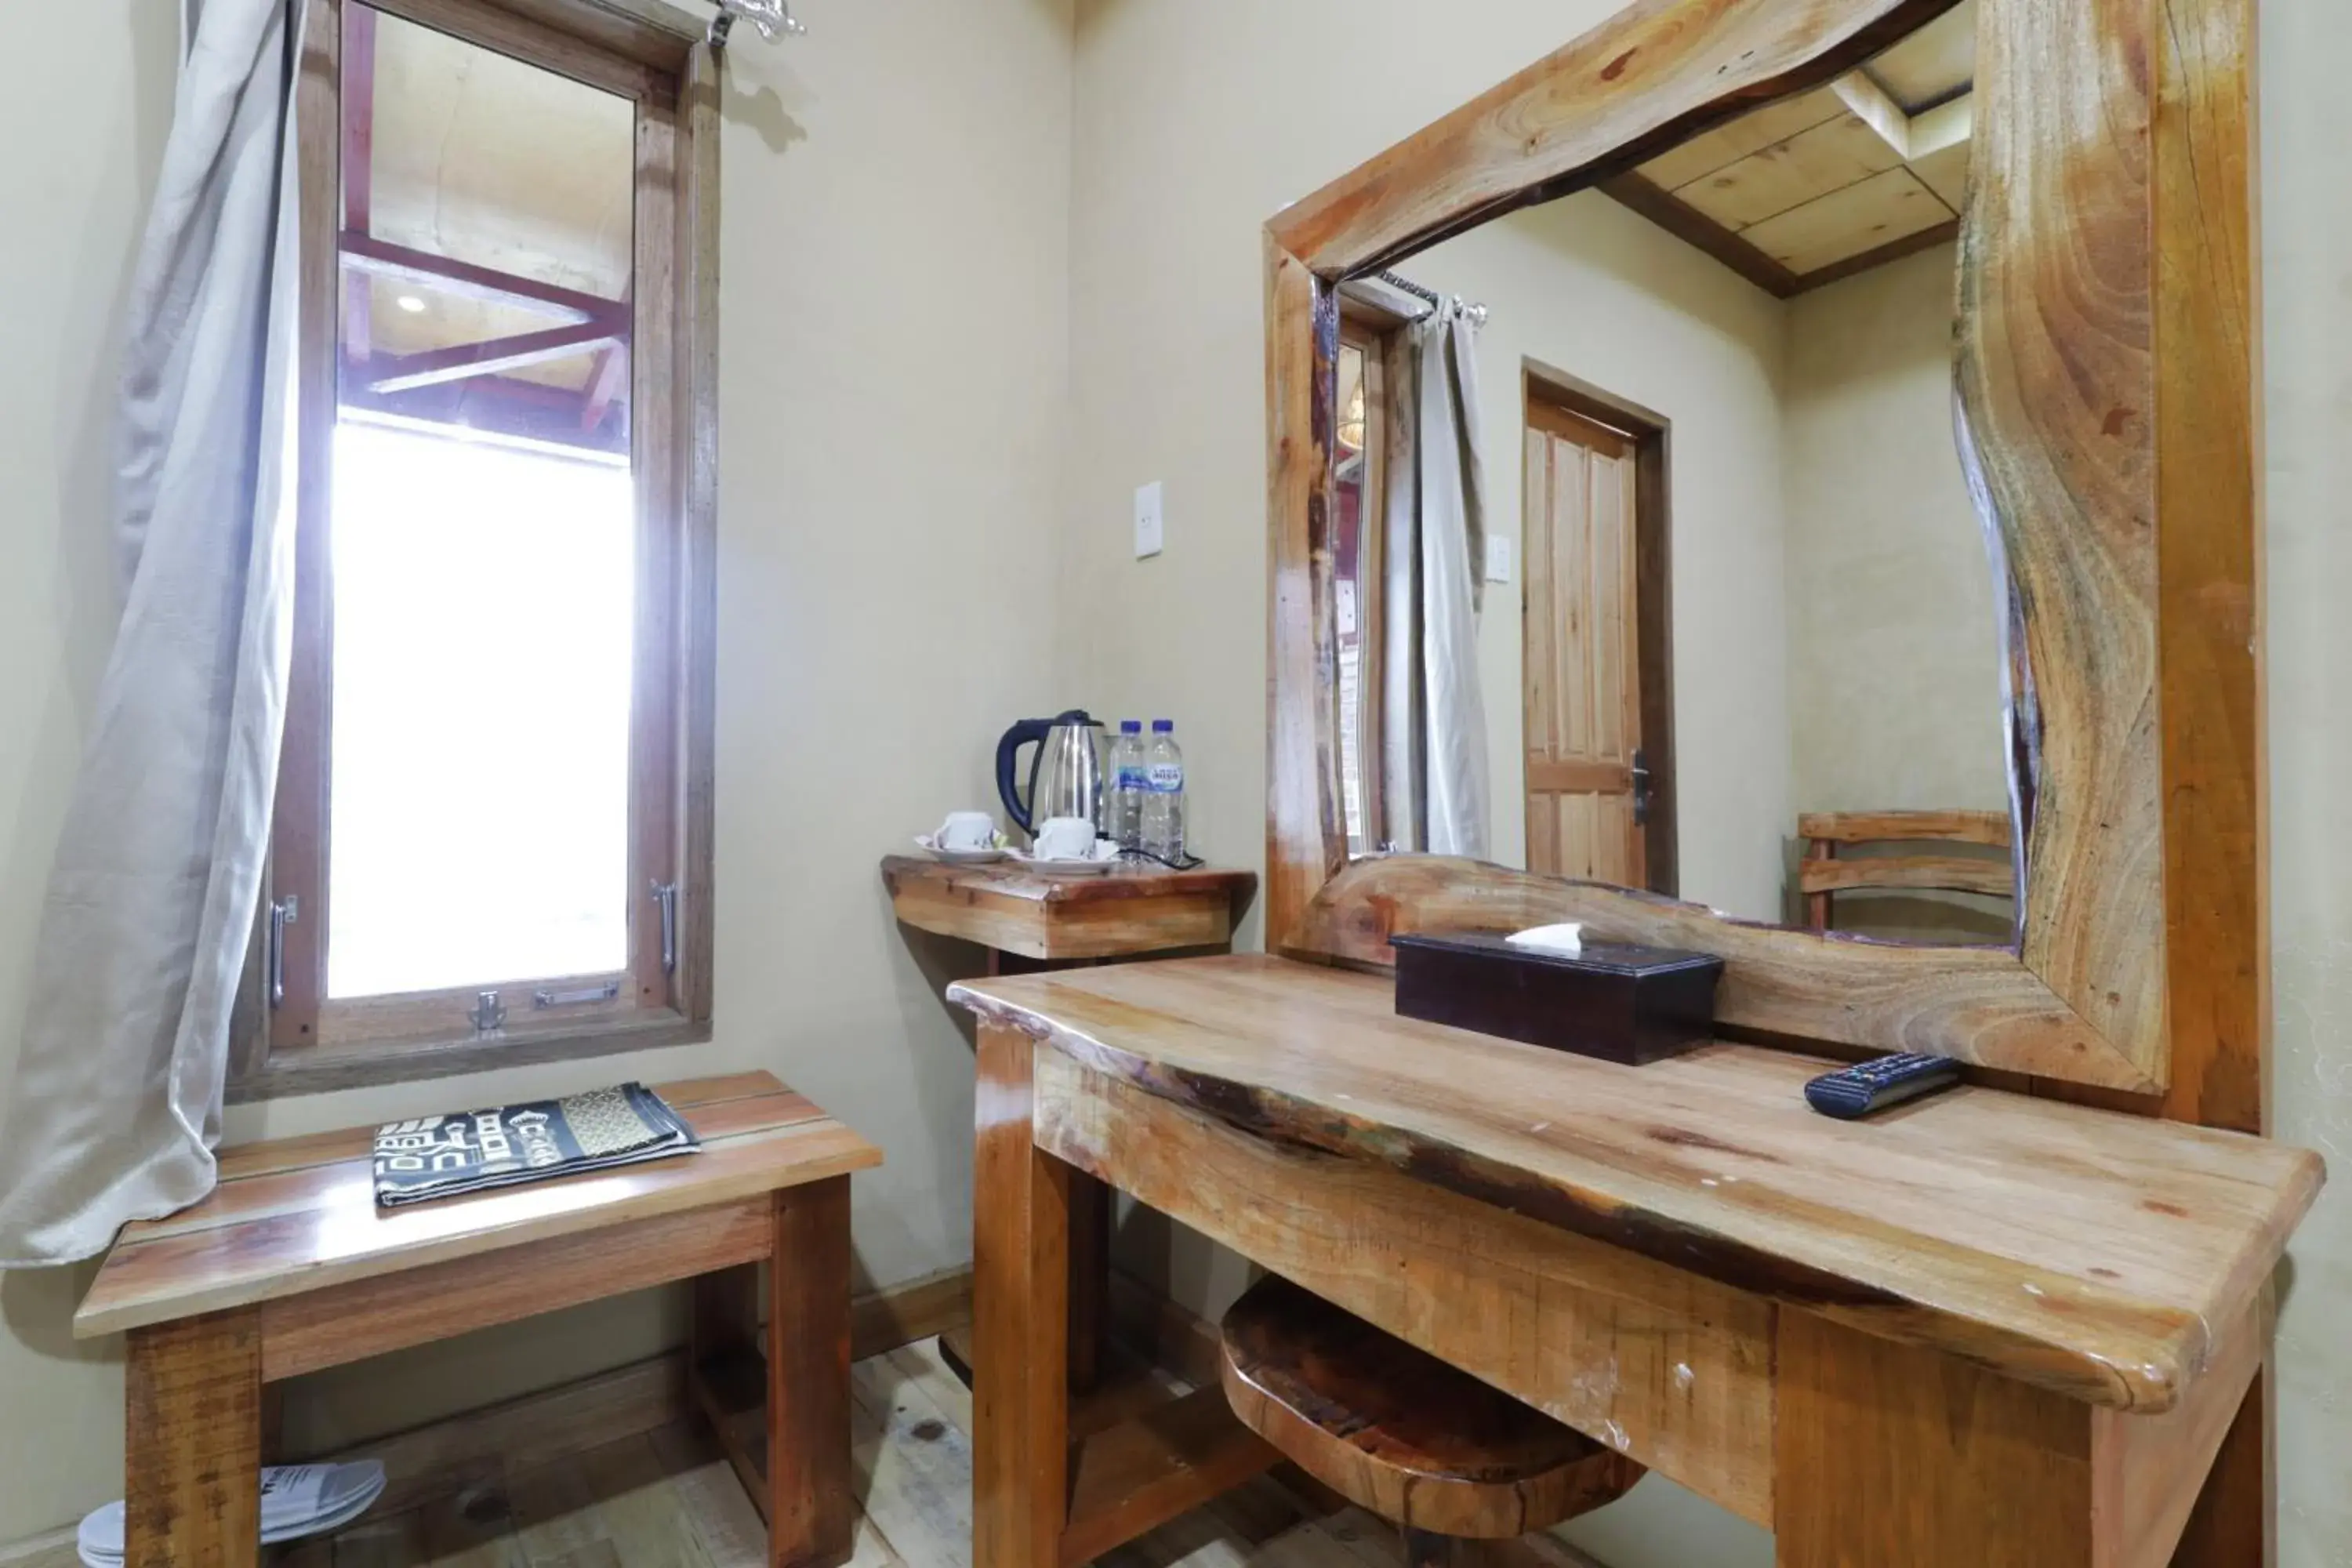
[1333, 317, 1391, 858]
[244, 0, 717, 1094]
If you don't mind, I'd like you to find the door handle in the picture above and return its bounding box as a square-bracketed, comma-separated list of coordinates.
[1631, 750, 1653, 826]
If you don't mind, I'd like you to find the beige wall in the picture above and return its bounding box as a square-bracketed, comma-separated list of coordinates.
[1408, 198, 1792, 921]
[0, 0, 1073, 1540]
[1782, 244, 2009, 938]
[1784, 243, 2004, 820]
[2260, 2, 2352, 1560]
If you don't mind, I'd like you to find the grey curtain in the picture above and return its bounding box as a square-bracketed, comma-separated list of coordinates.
[1379, 299, 1492, 858]
[0, 0, 304, 1266]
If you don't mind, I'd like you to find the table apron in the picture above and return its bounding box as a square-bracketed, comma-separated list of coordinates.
[1029, 1047, 1780, 1526]
[260, 1196, 775, 1381]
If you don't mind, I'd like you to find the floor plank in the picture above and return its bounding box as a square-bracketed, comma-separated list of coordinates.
[258, 1338, 1600, 1568]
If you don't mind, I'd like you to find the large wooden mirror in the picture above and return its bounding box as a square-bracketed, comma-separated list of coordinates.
[1265, 0, 2262, 1094]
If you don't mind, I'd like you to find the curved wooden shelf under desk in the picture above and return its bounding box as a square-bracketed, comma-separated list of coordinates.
[951, 955, 2322, 1566]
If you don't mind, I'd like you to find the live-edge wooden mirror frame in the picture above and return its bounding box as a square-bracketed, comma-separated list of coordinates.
[1265, 0, 2263, 1097]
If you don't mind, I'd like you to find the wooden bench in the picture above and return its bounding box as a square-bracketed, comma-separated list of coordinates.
[74, 1071, 881, 1568]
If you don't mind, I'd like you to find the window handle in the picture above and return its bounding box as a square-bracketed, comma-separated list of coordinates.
[652, 881, 679, 975]
[267, 897, 299, 1008]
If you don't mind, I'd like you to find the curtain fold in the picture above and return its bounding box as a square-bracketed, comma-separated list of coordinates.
[1378, 300, 1491, 858]
[0, 0, 304, 1267]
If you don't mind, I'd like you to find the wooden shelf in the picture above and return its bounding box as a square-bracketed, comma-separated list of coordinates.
[881, 856, 1256, 961]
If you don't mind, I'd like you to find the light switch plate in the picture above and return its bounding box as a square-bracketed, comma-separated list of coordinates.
[1134, 481, 1165, 558]
[1485, 535, 1514, 583]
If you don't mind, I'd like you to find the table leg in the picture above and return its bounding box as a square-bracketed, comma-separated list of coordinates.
[125, 1308, 263, 1568]
[1067, 1169, 1109, 1395]
[975, 1018, 1071, 1568]
[769, 1177, 855, 1568]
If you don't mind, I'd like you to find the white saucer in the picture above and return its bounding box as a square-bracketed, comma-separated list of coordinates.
[1009, 842, 1124, 875]
[916, 835, 1010, 865]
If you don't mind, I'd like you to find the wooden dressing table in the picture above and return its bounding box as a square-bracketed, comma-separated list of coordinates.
[954, 956, 2320, 1568]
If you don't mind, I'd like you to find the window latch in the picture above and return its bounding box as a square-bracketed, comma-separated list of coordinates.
[467, 990, 507, 1036]
[652, 881, 679, 975]
[267, 897, 299, 1008]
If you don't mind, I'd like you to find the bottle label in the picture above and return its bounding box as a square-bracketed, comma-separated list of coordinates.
[1117, 765, 1150, 789]
[1147, 764, 1185, 793]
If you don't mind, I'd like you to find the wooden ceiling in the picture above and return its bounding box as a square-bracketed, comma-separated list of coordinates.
[1602, 1, 1975, 298]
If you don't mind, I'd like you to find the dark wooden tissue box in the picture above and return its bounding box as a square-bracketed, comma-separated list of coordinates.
[1391, 931, 1724, 1065]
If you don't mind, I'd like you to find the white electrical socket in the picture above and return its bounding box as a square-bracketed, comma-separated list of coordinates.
[1485, 535, 1514, 583]
[1134, 481, 1165, 558]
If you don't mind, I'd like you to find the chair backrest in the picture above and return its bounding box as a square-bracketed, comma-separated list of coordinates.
[1798, 810, 2015, 932]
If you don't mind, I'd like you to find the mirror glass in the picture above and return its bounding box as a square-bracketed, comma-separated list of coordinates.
[1331, 1, 2013, 944]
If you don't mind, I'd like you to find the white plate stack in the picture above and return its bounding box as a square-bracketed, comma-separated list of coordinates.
[78, 1462, 387, 1566]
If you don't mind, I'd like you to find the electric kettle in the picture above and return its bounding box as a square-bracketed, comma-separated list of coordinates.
[996, 710, 1107, 836]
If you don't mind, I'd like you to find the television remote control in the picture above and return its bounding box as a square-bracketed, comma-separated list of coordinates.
[1803, 1053, 1962, 1120]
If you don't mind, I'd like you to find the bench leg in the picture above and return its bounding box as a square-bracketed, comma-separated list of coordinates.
[768, 1176, 855, 1568]
[125, 1308, 263, 1568]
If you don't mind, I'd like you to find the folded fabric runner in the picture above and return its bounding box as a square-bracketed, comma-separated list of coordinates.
[79, 1462, 386, 1565]
[372, 1082, 700, 1209]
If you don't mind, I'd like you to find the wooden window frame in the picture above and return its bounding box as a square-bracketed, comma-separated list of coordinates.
[231, 0, 720, 1101]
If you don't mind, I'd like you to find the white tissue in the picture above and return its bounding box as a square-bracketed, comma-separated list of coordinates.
[1505, 922, 1584, 956]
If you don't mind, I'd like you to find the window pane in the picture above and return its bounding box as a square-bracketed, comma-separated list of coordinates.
[325, 420, 635, 998]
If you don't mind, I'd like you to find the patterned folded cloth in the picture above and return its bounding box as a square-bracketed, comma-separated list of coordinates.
[372, 1083, 699, 1208]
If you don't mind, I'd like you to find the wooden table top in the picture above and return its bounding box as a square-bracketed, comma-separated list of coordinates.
[880, 855, 1257, 906]
[882, 855, 1258, 961]
[76, 1072, 881, 1339]
[949, 956, 2323, 1414]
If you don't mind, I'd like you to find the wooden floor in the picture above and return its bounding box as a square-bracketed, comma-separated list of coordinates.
[253, 1338, 1588, 1568]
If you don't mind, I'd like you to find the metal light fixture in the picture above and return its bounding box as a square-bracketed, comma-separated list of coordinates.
[707, 0, 805, 49]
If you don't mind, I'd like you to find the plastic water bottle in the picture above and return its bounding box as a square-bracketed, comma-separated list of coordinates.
[1141, 720, 1186, 862]
[1109, 720, 1147, 852]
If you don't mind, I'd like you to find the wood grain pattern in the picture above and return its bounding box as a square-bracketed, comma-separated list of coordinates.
[1796, 854, 2013, 898]
[1798, 808, 2013, 846]
[971, 1022, 1069, 1568]
[1219, 1275, 1645, 1537]
[1263, 0, 2242, 1098]
[1029, 1040, 1778, 1523]
[260, 1199, 773, 1380]
[880, 858, 1254, 962]
[78, 1073, 883, 1338]
[1265, 0, 1960, 275]
[1954, 0, 2165, 1089]
[2089, 1290, 2267, 1568]
[1293, 855, 2132, 1083]
[1773, 1305, 2094, 1566]
[125, 1310, 264, 1568]
[1058, 1386, 1283, 1568]
[953, 957, 2319, 1415]
[768, 1178, 856, 1568]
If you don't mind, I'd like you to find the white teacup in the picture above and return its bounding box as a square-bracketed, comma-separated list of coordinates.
[936, 811, 998, 852]
[1033, 816, 1097, 861]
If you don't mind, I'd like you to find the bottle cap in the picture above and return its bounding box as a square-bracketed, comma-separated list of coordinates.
[1120, 720, 1142, 733]
[1152, 719, 1174, 732]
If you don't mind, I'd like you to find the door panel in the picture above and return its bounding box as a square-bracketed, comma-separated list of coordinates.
[1525, 401, 1643, 885]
